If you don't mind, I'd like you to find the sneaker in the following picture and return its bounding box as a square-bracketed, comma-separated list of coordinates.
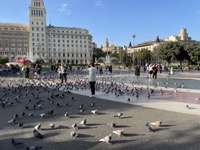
[89, 95, 95, 98]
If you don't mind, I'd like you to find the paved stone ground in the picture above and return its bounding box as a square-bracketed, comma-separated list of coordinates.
[0, 71, 199, 150]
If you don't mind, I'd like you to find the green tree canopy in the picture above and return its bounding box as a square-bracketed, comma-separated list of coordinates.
[154, 42, 189, 65]
[0, 57, 9, 65]
[185, 44, 200, 65]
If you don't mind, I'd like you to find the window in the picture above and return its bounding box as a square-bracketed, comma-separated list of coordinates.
[32, 27, 34, 31]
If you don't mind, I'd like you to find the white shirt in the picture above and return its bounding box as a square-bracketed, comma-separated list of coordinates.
[87, 67, 97, 82]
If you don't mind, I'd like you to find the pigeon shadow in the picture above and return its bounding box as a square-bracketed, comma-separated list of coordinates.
[87, 123, 103, 127]
[154, 127, 169, 132]
[96, 112, 107, 115]
[115, 125, 130, 128]
[23, 125, 35, 129]
[78, 126, 93, 130]
[161, 124, 176, 127]
[120, 116, 133, 119]
[111, 139, 135, 144]
[69, 116, 81, 119]
[123, 133, 145, 137]
[44, 132, 60, 138]
[77, 133, 94, 138]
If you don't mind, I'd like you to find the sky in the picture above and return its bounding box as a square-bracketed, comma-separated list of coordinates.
[0, 0, 200, 47]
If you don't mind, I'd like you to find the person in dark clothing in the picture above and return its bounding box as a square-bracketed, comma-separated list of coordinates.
[135, 65, 140, 77]
[25, 66, 30, 78]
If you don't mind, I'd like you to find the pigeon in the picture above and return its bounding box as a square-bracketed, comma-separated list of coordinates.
[21, 112, 25, 116]
[26, 145, 42, 150]
[150, 120, 162, 127]
[72, 123, 78, 130]
[113, 129, 124, 137]
[127, 98, 130, 102]
[11, 138, 24, 148]
[38, 104, 42, 109]
[80, 118, 87, 126]
[70, 131, 78, 138]
[99, 134, 112, 144]
[90, 102, 95, 107]
[49, 123, 55, 129]
[18, 123, 23, 128]
[145, 122, 155, 132]
[13, 114, 19, 119]
[34, 123, 41, 130]
[64, 112, 69, 117]
[8, 118, 16, 124]
[91, 110, 97, 115]
[107, 122, 116, 128]
[114, 113, 123, 118]
[185, 104, 190, 109]
[33, 129, 43, 139]
[40, 113, 46, 118]
[29, 113, 34, 117]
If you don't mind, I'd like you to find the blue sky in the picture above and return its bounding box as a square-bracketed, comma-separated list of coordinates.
[0, 0, 200, 47]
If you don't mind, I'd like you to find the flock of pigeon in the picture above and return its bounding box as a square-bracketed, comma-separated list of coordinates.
[0, 70, 198, 149]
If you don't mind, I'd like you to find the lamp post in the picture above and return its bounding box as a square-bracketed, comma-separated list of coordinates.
[132, 34, 136, 65]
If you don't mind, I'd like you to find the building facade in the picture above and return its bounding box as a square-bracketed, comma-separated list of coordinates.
[0, 0, 93, 64]
[0, 23, 29, 61]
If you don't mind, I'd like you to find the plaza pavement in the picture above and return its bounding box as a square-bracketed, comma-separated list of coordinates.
[0, 71, 200, 150]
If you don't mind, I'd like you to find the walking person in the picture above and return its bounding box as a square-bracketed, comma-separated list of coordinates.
[87, 62, 97, 98]
[135, 65, 140, 78]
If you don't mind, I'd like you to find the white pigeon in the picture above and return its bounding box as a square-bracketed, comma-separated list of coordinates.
[113, 129, 124, 137]
[49, 123, 55, 129]
[99, 134, 112, 144]
[91, 110, 97, 115]
[80, 118, 86, 126]
[64, 112, 69, 117]
[40, 113, 45, 118]
[150, 120, 162, 127]
[34, 123, 41, 130]
[70, 131, 78, 138]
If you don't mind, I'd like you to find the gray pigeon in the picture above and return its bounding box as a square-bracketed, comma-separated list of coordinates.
[145, 122, 155, 132]
[11, 138, 24, 148]
[33, 129, 43, 139]
[107, 122, 116, 128]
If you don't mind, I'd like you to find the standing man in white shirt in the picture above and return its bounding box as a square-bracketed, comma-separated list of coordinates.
[87, 62, 97, 97]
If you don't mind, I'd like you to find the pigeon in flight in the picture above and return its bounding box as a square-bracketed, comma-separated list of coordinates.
[99, 134, 112, 144]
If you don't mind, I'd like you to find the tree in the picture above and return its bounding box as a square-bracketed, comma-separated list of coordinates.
[154, 42, 189, 65]
[128, 41, 132, 48]
[185, 44, 200, 65]
[133, 48, 152, 65]
[0, 57, 9, 65]
[92, 48, 106, 62]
